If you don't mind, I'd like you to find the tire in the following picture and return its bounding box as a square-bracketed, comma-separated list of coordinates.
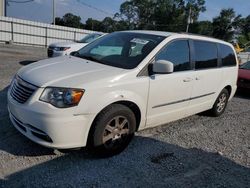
[87, 104, 136, 157]
[210, 88, 229, 117]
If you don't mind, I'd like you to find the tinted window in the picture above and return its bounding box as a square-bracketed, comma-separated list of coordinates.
[220, 44, 237, 66]
[79, 33, 101, 43]
[155, 40, 190, 72]
[194, 41, 218, 69]
[240, 61, 250, 70]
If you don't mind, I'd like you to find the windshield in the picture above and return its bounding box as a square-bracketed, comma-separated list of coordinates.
[77, 32, 165, 69]
[240, 61, 250, 70]
[79, 33, 102, 43]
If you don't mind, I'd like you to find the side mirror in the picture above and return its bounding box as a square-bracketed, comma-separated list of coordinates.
[153, 60, 174, 74]
[70, 51, 79, 56]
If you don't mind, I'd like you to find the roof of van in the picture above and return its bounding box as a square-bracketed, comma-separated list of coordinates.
[122, 30, 174, 37]
[121, 30, 231, 45]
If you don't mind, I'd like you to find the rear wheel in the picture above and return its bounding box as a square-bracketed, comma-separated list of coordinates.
[87, 104, 136, 157]
[210, 89, 229, 117]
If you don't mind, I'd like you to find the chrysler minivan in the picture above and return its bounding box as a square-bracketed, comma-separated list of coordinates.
[8, 31, 238, 156]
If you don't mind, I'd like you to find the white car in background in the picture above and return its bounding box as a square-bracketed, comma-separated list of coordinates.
[47, 33, 103, 57]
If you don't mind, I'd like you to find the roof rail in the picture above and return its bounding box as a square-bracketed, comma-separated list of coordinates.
[178, 32, 221, 41]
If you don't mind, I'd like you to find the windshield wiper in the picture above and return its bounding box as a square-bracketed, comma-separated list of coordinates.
[79, 55, 103, 64]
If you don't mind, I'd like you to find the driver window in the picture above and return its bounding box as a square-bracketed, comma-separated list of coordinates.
[155, 40, 191, 72]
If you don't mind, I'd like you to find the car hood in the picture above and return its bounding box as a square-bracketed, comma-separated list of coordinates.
[17, 56, 124, 88]
[238, 69, 250, 80]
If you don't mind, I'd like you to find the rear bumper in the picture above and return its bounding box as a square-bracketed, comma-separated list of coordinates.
[237, 81, 250, 90]
[7, 90, 95, 149]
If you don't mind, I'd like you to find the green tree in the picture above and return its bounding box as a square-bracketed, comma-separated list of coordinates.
[240, 15, 250, 41]
[55, 13, 82, 28]
[212, 8, 242, 41]
[85, 18, 103, 31]
[115, 0, 206, 32]
[63, 13, 82, 28]
[102, 17, 118, 32]
[190, 21, 213, 36]
[185, 0, 206, 22]
[54, 17, 64, 26]
[114, 1, 138, 29]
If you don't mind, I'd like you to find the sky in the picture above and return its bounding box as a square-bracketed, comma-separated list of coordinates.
[199, 0, 250, 21]
[6, 0, 250, 24]
[6, 0, 125, 23]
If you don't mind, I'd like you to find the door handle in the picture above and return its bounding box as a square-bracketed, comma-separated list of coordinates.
[183, 78, 193, 82]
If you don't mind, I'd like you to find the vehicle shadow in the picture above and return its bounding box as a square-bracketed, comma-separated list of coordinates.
[0, 86, 9, 118]
[19, 60, 36, 66]
[235, 90, 250, 100]
[0, 136, 249, 187]
[0, 86, 54, 157]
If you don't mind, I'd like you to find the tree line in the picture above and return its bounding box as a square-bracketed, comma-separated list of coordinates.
[55, 0, 250, 47]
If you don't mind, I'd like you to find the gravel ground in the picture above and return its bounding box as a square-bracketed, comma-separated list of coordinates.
[0, 44, 250, 188]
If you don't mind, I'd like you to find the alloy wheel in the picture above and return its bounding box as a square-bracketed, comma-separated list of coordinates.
[102, 116, 130, 149]
[217, 93, 227, 113]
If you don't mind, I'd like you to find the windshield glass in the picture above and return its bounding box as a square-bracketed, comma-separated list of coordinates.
[240, 61, 250, 70]
[77, 32, 165, 69]
[79, 33, 102, 43]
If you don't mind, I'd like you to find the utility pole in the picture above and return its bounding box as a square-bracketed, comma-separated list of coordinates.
[186, 7, 192, 33]
[1, 0, 6, 16]
[4, 0, 6, 16]
[52, 0, 55, 25]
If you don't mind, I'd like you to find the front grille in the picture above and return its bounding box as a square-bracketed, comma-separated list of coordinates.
[10, 76, 37, 104]
[47, 47, 54, 57]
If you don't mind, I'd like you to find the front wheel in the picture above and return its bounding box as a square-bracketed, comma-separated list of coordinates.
[210, 89, 229, 117]
[87, 104, 136, 157]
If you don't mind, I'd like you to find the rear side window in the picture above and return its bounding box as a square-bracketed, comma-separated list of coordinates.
[194, 40, 218, 69]
[155, 40, 190, 72]
[220, 44, 237, 66]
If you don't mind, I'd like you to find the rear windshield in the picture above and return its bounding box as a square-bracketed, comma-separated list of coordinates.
[240, 61, 250, 70]
[79, 33, 102, 43]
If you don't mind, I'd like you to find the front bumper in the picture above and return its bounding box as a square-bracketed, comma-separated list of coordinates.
[7, 89, 95, 149]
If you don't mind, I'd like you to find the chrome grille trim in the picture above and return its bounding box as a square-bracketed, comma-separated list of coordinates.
[10, 76, 38, 104]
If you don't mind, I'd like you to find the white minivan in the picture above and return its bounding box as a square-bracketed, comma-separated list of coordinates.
[8, 31, 238, 157]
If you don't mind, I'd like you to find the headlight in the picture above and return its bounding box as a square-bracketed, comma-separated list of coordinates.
[54, 47, 70, 51]
[39, 87, 84, 108]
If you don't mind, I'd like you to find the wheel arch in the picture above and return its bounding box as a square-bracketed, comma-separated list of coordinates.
[86, 100, 142, 146]
[224, 85, 232, 96]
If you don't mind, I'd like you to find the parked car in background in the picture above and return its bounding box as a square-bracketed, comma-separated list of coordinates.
[47, 33, 103, 57]
[8, 31, 238, 157]
[238, 61, 250, 90]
